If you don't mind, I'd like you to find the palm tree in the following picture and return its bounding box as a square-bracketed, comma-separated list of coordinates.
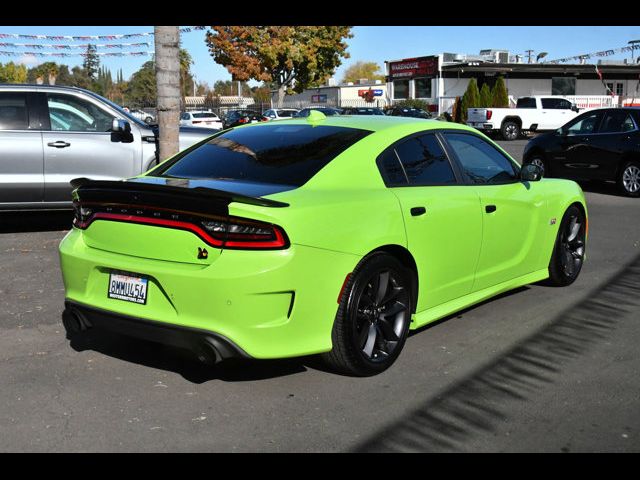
[154, 26, 181, 162]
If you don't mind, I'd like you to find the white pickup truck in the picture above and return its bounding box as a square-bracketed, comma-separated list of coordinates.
[467, 96, 582, 140]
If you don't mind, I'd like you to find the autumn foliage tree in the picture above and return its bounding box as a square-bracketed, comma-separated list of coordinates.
[205, 26, 353, 106]
[341, 61, 384, 84]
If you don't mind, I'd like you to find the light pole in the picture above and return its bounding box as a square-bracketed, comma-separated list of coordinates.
[629, 40, 640, 63]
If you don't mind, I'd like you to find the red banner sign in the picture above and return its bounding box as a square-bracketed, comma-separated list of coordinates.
[389, 56, 438, 79]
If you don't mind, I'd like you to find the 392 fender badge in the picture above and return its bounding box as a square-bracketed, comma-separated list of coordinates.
[550, 218, 557, 225]
[197, 247, 208, 259]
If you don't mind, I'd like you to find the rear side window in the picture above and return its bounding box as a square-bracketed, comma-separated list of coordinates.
[192, 112, 215, 118]
[394, 134, 456, 185]
[0, 92, 28, 130]
[516, 97, 536, 109]
[158, 124, 371, 187]
[599, 111, 637, 133]
[378, 133, 456, 186]
[444, 133, 518, 184]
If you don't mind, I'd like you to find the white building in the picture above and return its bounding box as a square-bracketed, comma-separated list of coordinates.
[273, 80, 389, 108]
[385, 51, 640, 114]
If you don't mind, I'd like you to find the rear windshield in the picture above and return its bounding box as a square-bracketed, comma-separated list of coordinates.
[157, 124, 371, 187]
[192, 112, 216, 118]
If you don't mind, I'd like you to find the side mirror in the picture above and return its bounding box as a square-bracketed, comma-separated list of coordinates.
[571, 105, 580, 112]
[111, 118, 133, 143]
[521, 163, 543, 182]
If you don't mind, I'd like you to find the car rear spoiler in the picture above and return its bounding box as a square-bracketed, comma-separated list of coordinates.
[70, 177, 290, 209]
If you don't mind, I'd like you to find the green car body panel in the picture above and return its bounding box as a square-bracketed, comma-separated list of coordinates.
[59, 116, 588, 359]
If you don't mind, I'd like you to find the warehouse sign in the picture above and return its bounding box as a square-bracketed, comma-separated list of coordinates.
[389, 56, 438, 79]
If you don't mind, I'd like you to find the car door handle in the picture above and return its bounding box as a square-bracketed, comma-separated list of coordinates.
[410, 207, 426, 216]
[47, 141, 71, 148]
[485, 205, 497, 213]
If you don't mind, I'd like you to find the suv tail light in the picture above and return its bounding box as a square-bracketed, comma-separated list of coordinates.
[73, 202, 289, 250]
[486, 110, 493, 120]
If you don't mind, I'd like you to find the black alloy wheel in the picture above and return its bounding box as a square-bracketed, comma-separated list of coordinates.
[323, 253, 413, 376]
[546, 205, 586, 286]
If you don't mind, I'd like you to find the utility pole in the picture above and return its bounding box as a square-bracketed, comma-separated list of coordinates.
[525, 50, 534, 64]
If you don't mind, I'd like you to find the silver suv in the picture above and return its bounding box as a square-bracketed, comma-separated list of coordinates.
[0, 84, 217, 210]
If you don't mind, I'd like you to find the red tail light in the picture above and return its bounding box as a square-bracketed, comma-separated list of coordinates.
[486, 110, 492, 120]
[261, 116, 269, 122]
[238, 117, 248, 124]
[193, 120, 203, 124]
[73, 202, 289, 250]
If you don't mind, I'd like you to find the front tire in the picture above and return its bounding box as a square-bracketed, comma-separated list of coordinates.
[546, 205, 586, 286]
[322, 253, 413, 376]
[618, 161, 640, 197]
[528, 155, 548, 177]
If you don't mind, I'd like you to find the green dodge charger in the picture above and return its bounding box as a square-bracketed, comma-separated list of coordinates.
[59, 112, 588, 376]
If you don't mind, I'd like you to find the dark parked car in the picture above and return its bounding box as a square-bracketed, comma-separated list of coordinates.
[387, 107, 432, 119]
[523, 107, 640, 196]
[293, 107, 342, 117]
[222, 109, 265, 129]
[341, 107, 385, 116]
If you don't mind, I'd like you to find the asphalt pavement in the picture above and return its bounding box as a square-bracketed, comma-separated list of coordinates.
[0, 140, 639, 452]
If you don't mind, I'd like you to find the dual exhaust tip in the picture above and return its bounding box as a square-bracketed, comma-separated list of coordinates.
[61, 307, 223, 365]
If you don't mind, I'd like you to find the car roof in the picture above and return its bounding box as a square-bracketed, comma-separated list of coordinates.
[235, 114, 473, 135]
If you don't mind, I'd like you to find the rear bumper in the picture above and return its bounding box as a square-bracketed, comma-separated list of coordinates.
[467, 122, 494, 130]
[64, 300, 249, 364]
[59, 227, 361, 359]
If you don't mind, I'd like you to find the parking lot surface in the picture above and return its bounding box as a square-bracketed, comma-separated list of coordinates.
[1, 140, 639, 452]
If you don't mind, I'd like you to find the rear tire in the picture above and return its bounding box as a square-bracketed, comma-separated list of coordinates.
[618, 161, 640, 197]
[322, 253, 413, 376]
[546, 205, 586, 286]
[501, 120, 520, 141]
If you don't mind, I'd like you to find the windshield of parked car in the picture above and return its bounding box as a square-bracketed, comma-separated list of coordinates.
[156, 124, 371, 187]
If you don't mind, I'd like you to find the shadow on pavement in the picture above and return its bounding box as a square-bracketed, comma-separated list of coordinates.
[577, 180, 628, 198]
[352, 253, 640, 452]
[69, 330, 309, 384]
[0, 211, 73, 233]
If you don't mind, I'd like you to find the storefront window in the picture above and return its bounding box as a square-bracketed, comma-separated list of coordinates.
[394, 80, 409, 99]
[552, 77, 576, 95]
[415, 78, 432, 98]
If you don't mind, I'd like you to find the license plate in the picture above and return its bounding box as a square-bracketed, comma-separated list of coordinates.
[108, 272, 148, 304]
[250, 120, 258, 123]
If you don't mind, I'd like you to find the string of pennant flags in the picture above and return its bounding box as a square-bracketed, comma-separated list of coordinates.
[0, 42, 151, 49]
[0, 50, 153, 58]
[0, 26, 207, 42]
[0, 26, 208, 59]
[544, 44, 640, 64]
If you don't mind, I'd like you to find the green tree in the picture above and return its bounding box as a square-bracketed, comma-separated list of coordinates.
[179, 49, 195, 98]
[393, 99, 430, 111]
[205, 26, 352, 107]
[55, 65, 74, 86]
[0, 62, 28, 83]
[460, 78, 480, 123]
[491, 76, 509, 107]
[83, 44, 100, 80]
[213, 80, 252, 97]
[70, 66, 92, 89]
[125, 60, 156, 105]
[479, 83, 492, 107]
[341, 61, 384, 83]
